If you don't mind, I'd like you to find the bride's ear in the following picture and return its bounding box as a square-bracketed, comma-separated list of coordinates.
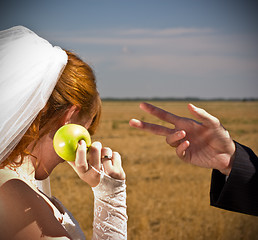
[48, 105, 81, 139]
[62, 105, 81, 125]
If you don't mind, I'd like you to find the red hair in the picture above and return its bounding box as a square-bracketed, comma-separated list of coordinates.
[0, 50, 101, 168]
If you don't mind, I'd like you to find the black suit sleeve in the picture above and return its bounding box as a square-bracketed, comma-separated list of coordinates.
[210, 142, 258, 216]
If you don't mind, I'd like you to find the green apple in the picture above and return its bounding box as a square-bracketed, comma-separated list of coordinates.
[53, 124, 91, 161]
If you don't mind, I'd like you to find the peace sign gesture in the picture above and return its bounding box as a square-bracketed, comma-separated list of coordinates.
[129, 102, 236, 176]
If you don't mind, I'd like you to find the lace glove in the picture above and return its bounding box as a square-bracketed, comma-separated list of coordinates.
[92, 171, 127, 240]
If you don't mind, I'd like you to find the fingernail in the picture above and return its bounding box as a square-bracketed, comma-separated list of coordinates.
[79, 140, 86, 147]
[130, 119, 142, 127]
[177, 130, 185, 137]
[189, 103, 196, 110]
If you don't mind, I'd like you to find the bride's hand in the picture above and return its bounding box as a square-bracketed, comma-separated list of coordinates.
[100, 147, 126, 180]
[68, 141, 125, 187]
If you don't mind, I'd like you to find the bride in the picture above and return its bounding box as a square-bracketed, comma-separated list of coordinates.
[0, 26, 127, 240]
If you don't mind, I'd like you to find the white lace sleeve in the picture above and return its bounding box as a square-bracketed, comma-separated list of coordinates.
[91, 172, 127, 240]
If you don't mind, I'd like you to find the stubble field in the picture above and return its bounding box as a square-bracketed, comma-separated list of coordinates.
[51, 101, 258, 240]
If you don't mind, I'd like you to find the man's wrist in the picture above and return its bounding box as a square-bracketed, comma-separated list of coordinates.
[219, 140, 236, 176]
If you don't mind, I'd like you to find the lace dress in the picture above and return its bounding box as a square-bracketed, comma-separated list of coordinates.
[48, 172, 128, 240]
[1, 166, 128, 240]
[46, 172, 127, 240]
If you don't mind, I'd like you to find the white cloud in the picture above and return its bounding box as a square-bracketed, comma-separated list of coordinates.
[52, 27, 251, 58]
[48, 27, 258, 98]
[50, 27, 215, 46]
[118, 28, 214, 36]
[104, 53, 257, 77]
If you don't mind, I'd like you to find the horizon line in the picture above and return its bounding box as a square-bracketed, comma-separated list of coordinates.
[101, 97, 258, 102]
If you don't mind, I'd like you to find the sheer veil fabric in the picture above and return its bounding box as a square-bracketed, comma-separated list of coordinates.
[0, 26, 128, 239]
[0, 26, 68, 163]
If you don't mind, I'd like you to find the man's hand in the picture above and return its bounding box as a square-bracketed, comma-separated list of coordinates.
[129, 103, 236, 176]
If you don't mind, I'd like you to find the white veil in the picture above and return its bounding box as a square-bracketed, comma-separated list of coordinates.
[0, 26, 68, 163]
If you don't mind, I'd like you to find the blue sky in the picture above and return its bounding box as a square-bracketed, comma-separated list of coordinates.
[1, 0, 258, 99]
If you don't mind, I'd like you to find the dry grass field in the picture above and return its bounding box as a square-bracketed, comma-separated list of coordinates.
[51, 101, 258, 240]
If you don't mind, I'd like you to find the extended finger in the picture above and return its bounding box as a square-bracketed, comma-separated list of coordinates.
[88, 141, 102, 170]
[101, 147, 113, 171]
[188, 104, 220, 128]
[112, 152, 122, 168]
[140, 102, 180, 124]
[129, 119, 175, 136]
[68, 140, 88, 174]
[110, 152, 126, 180]
[101, 147, 113, 160]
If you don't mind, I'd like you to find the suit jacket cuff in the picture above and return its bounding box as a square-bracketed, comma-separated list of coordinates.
[210, 141, 258, 216]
